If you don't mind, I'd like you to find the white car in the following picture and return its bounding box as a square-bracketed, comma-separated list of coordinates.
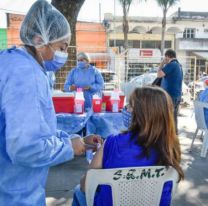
[124, 73, 191, 104]
[130, 73, 157, 86]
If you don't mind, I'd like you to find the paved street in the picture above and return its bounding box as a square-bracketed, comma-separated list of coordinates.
[46, 105, 208, 206]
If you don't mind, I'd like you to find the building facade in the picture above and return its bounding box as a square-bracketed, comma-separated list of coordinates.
[1, 9, 208, 87]
[103, 10, 208, 82]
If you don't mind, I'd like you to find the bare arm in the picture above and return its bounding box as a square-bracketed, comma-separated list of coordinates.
[80, 142, 105, 192]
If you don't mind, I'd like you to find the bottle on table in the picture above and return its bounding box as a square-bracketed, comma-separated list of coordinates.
[110, 90, 120, 113]
[92, 94, 102, 113]
[74, 88, 85, 114]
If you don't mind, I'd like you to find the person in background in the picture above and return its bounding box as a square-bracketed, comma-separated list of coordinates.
[64, 52, 104, 110]
[198, 79, 208, 127]
[72, 86, 184, 206]
[157, 49, 183, 134]
[0, 1, 101, 205]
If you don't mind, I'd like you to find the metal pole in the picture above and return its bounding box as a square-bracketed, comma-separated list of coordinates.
[114, 0, 116, 47]
[99, 2, 101, 23]
[193, 56, 197, 100]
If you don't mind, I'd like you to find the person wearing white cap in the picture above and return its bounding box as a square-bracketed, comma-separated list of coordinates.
[0, 0, 102, 205]
[64, 52, 104, 110]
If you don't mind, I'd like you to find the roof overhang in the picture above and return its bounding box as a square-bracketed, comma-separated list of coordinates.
[192, 52, 208, 59]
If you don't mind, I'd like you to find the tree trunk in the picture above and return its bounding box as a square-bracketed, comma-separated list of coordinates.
[161, 9, 167, 57]
[122, 3, 129, 50]
[122, 2, 129, 82]
[52, 0, 85, 90]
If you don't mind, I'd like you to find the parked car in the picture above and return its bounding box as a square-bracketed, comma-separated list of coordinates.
[127, 73, 191, 105]
[130, 73, 157, 86]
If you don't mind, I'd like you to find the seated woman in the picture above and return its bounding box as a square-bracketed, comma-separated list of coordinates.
[64, 52, 104, 110]
[72, 86, 184, 206]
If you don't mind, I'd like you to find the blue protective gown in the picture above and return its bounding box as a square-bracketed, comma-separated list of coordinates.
[198, 88, 208, 127]
[64, 65, 104, 109]
[46, 71, 56, 90]
[0, 47, 75, 206]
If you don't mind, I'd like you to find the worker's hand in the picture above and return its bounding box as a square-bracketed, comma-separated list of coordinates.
[159, 58, 167, 70]
[70, 84, 76, 91]
[71, 137, 85, 156]
[83, 86, 91, 91]
[162, 58, 169, 65]
[83, 134, 103, 151]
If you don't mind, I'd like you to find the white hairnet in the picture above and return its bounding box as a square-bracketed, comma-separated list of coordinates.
[77, 52, 90, 62]
[20, 0, 71, 47]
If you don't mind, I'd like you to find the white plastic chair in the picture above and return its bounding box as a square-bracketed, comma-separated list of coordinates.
[190, 101, 208, 157]
[85, 166, 179, 206]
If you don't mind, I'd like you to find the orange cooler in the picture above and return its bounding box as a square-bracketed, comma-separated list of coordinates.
[102, 91, 125, 112]
[52, 92, 74, 113]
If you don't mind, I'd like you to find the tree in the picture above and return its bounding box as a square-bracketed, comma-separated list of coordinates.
[51, 0, 85, 89]
[117, 0, 134, 81]
[118, 0, 132, 51]
[155, 0, 179, 55]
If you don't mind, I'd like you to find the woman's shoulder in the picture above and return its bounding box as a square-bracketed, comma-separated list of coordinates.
[68, 67, 78, 75]
[103, 133, 127, 163]
[89, 65, 100, 73]
[105, 132, 132, 146]
[1, 47, 28, 60]
[0, 47, 34, 72]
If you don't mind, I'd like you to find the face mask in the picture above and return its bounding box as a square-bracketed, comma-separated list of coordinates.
[43, 49, 68, 72]
[122, 107, 132, 128]
[77, 61, 87, 69]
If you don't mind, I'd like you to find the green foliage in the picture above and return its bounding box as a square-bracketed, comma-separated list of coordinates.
[117, 0, 133, 13]
[155, 0, 180, 55]
[155, 0, 180, 10]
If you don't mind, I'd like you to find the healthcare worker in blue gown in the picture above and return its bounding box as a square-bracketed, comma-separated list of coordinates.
[0, 1, 101, 205]
[64, 52, 104, 110]
[198, 79, 208, 127]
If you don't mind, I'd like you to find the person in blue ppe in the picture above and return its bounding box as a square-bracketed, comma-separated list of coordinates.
[0, 1, 101, 206]
[198, 79, 208, 127]
[64, 52, 104, 110]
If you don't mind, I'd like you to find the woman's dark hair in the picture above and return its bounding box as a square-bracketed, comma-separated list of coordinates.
[128, 86, 184, 181]
[24, 45, 37, 57]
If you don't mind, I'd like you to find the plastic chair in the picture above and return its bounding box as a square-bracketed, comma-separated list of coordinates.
[190, 101, 208, 157]
[85, 166, 179, 206]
